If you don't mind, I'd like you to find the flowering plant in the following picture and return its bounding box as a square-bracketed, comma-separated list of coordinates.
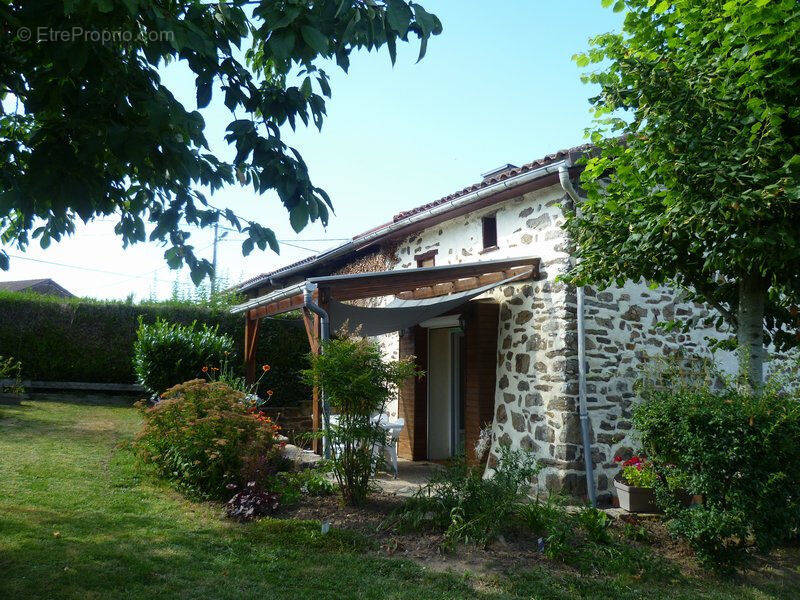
[135, 379, 284, 499]
[474, 424, 493, 463]
[614, 454, 658, 488]
[202, 358, 275, 407]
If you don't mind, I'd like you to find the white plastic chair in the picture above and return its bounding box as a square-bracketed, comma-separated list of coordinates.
[373, 415, 404, 478]
[328, 414, 405, 478]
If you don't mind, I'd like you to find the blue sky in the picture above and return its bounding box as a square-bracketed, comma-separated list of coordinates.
[3, 1, 624, 300]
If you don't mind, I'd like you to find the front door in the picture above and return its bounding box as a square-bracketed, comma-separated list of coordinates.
[427, 327, 465, 460]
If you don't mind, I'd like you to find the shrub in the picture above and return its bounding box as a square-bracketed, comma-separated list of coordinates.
[133, 318, 234, 395]
[0, 291, 310, 405]
[135, 379, 283, 498]
[394, 445, 540, 545]
[0, 355, 24, 395]
[634, 359, 800, 570]
[303, 334, 419, 506]
[271, 468, 336, 506]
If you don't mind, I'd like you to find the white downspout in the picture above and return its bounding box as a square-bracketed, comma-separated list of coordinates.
[559, 164, 597, 508]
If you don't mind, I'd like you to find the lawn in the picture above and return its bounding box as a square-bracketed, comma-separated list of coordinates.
[1, 397, 799, 600]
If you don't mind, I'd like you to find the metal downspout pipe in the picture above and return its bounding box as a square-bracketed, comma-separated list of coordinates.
[558, 164, 597, 508]
[302, 283, 332, 459]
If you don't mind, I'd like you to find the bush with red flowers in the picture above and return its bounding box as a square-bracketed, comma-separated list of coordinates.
[614, 454, 658, 488]
[135, 379, 284, 499]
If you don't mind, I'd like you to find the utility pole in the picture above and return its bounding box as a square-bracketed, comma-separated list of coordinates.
[210, 220, 219, 296]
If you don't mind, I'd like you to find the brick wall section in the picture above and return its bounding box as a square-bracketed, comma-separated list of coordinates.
[464, 302, 500, 464]
[262, 401, 313, 445]
[397, 325, 428, 460]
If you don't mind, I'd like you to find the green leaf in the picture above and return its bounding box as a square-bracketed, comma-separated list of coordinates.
[654, 1, 670, 13]
[269, 31, 295, 61]
[164, 247, 182, 269]
[386, 26, 397, 64]
[301, 26, 329, 54]
[263, 229, 280, 253]
[289, 204, 309, 233]
[300, 76, 312, 98]
[416, 34, 428, 63]
[94, 0, 113, 13]
[386, 0, 413, 33]
[574, 53, 590, 67]
[196, 80, 212, 109]
[784, 155, 800, 173]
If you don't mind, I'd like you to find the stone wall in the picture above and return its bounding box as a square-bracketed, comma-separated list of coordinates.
[580, 281, 735, 503]
[390, 185, 583, 492]
[387, 182, 733, 503]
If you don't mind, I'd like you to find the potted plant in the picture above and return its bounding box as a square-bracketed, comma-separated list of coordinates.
[613, 454, 660, 513]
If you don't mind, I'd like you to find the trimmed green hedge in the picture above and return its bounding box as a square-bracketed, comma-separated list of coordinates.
[0, 291, 310, 405]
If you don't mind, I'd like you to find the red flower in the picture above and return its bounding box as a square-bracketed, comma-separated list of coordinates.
[614, 455, 622, 463]
[202, 366, 209, 373]
[262, 364, 270, 372]
[266, 390, 273, 397]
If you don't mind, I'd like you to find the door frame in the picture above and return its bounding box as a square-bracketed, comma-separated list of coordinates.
[426, 326, 464, 460]
[450, 329, 465, 456]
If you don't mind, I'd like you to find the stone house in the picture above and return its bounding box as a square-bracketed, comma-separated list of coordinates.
[235, 144, 731, 505]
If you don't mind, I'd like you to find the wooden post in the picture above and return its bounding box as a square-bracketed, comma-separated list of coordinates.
[302, 308, 322, 454]
[244, 312, 260, 384]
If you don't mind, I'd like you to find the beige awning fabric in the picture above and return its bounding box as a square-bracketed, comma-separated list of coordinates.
[326, 270, 528, 336]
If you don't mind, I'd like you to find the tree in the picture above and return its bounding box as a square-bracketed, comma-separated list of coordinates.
[0, 0, 441, 283]
[567, 0, 800, 386]
[302, 335, 419, 505]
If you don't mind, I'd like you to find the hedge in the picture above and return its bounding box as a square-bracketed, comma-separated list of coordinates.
[0, 291, 310, 405]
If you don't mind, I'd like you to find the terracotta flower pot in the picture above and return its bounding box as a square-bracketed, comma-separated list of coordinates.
[614, 475, 660, 513]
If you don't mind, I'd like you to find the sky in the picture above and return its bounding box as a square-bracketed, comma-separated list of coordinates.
[1, 1, 624, 301]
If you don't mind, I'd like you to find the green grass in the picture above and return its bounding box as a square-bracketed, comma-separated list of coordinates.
[1, 398, 799, 599]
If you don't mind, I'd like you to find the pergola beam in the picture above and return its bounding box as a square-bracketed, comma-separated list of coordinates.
[301, 308, 322, 454]
[395, 265, 534, 301]
[322, 258, 539, 302]
[243, 315, 260, 384]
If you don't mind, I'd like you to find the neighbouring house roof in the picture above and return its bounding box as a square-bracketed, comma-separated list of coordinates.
[0, 278, 75, 298]
[237, 142, 591, 294]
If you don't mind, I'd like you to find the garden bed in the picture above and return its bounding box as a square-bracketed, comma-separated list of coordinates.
[275, 491, 719, 580]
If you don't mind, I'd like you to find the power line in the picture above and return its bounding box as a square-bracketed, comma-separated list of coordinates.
[6, 253, 164, 280]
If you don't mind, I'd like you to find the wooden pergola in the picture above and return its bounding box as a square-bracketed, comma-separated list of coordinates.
[236, 256, 540, 453]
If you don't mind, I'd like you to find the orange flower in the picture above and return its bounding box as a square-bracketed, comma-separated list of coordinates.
[266, 390, 274, 396]
[262, 364, 270, 372]
[202, 366, 209, 373]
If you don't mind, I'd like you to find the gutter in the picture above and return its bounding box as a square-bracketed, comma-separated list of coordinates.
[240, 160, 569, 293]
[231, 282, 306, 314]
[558, 164, 597, 508]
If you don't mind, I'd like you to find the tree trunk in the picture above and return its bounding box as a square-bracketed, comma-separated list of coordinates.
[737, 272, 767, 390]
